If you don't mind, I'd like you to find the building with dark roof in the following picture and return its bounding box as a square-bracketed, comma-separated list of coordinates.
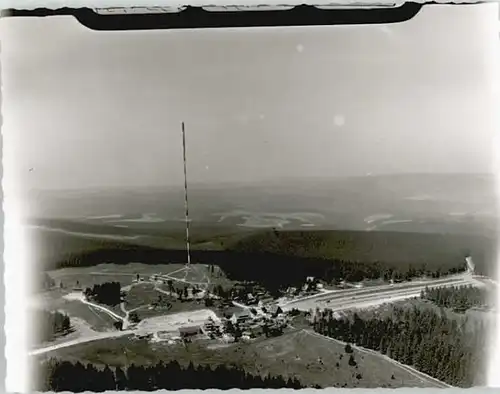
[179, 325, 202, 338]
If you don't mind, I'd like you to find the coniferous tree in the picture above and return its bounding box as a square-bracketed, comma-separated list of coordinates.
[311, 304, 487, 387]
[36, 358, 308, 391]
[115, 366, 127, 390]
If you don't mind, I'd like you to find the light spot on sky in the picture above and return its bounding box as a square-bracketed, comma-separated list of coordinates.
[380, 26, 394, 35]
[334, 115, 345, 127]
[296, 44, 304, 53]
[259, 114, 265, 120]
[205, 165, 209, 170]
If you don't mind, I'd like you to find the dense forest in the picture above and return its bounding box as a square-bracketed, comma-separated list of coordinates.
[84, 282, 122, 306]
[312, 306, 488, 387]
[37, 227, 492, 273]
[56, 247, 467, 296]
[35, 310, 71, 343]
[35, 359, 305, 392]
[33, 224, 494, 296]
[421, 285, 493, 313]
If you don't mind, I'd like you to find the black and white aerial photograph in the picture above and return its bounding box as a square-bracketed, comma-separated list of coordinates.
[2, 2, 500, 391]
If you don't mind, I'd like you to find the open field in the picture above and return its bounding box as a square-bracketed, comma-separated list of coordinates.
[136, 309, 220, 334]
[44, 262, 234, 293]
[243, 330, 441, 388]
[44, 263, 199, 294]
[136, 300, 210, 320]
[37, 329, 439, 388]
[124, 283, 161, 310]
[36, 262, 234, 332]
[56, 300, 119, 332]
[123, 283, 211, 320]
[30, 288, 120, 332]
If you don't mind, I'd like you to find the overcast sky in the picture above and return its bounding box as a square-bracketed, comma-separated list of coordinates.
[1, 4, 499, 191]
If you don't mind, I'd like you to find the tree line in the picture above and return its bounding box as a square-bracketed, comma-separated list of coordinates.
[36, 358, 305, 392]
[35, 310, 71, 343]
[312, 306, 488, 387]
[49, 229, 491, 295]
[84, 281, 121, 306]
[421, 285, 492, 313]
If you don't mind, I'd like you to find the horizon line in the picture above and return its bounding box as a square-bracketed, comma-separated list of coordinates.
[24, 171, 494, 194]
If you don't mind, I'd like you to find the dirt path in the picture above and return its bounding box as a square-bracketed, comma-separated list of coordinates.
[64, 292, 124, 321]
[81, 298, 123, 322]
[29, 330, 135, 356]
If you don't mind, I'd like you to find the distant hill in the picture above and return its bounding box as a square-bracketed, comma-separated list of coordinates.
[29, 219, 495, 280]
[227, 229, 495, 273]
[23, 173, 497, 237]
[25, 173, 497, 283]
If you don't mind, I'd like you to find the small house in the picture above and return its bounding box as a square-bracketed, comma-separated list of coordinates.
[230, 310, 253, 325]
[179, 325, 202, 338]
[268, 305, 283, 317]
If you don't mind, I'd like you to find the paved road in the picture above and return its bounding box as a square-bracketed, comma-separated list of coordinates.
[280, 273, 481, 312]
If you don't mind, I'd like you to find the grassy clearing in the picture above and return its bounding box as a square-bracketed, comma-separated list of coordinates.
[183, 265, 209, 282]
[57, 300, 119, 332]
[42, 263, 232, 327]
[45, 329, 435, 388]
[124, 283, 160, 310]
[45, 263, 198, 291]
[47, 267, 135, 290]
[32, 288, 120, 332]
[240, 330, 437, 388]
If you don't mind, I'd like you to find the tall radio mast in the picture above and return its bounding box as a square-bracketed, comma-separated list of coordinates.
[181, 122, 191, 267]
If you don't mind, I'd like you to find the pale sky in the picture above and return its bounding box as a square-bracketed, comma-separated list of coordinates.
[1, 4, 499, 191]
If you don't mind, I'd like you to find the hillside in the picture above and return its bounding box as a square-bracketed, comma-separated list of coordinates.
[30, 220, 495, 284]
[34, 330, 440, 388]
[228, 229, 493, 269]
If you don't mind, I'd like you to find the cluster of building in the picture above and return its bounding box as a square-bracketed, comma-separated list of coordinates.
[148, 302, 291, 345]
[283, 276, 325, 300]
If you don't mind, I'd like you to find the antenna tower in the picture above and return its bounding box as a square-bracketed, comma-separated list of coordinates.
[181, 122, 191, 267]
